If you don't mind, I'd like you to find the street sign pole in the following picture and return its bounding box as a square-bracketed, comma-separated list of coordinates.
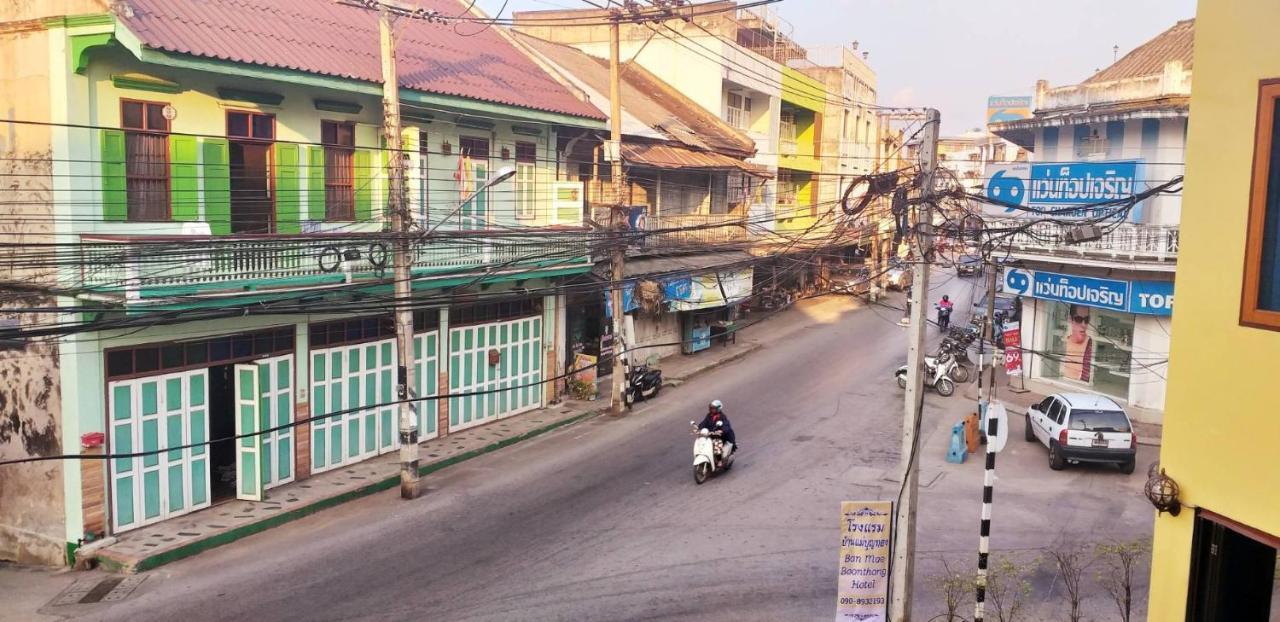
[974, 400, 1008, 621]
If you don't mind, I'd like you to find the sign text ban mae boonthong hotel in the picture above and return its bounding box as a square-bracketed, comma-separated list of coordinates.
[836, 501, 892, 621]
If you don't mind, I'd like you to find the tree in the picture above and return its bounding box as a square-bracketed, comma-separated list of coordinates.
[986, 555, 1036, 622]
[1095, 539, 1150, 622]
[928, 558, 975, 622]
[1049, 543, 1092, 622]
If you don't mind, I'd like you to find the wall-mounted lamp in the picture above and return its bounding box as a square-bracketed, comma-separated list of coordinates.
[1144, 464, 1182, 516]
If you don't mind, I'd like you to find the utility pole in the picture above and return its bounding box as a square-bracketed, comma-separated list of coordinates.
[607, 17, 628, 415]
[973, 262, 1000, 622]
[888, 107, 939, 621]
[379, 5, 419, 498]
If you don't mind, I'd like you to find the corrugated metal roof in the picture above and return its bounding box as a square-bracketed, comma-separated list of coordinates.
[620, 142, 768, 175]
[515, 32, 755, 156]
[118, 0, 604, 120]
[592, 251, 754, 279]
[1084, 19, 1194, 84]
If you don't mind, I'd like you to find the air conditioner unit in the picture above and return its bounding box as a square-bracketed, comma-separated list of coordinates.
[1063, 225, 1103, 244]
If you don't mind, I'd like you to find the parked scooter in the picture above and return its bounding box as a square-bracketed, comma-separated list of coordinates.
[690, 420, 734, 484]
[935, 339, 973, 383]
[624, 364, 663, 407]
[895, 352, 958, 396]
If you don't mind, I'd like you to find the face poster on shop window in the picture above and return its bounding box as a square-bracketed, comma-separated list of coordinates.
[1059, 303, 1095, 383]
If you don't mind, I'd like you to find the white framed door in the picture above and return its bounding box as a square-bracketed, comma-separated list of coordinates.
[256, 355, 295, 489]
[108, 370, 211, 533]
[234, 364, 265, 502]
[414, 330, 440, 440]
[448, 315, 542, 432]
[310, 338, 398, 474]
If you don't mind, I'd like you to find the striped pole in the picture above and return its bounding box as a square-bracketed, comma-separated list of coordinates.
[974, 446, 996, 621]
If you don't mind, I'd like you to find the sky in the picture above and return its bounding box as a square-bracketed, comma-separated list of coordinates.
[476, 0, 1198, 135]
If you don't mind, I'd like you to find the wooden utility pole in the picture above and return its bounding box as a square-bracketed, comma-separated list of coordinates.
[608, 17, 628, 415]
[888, 108, 939, 621]
[379, 6, 419, 498]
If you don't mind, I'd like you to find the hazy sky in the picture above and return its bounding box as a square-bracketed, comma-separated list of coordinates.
[477, 0, 1197, 134]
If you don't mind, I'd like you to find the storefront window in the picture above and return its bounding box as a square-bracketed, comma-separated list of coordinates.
[1041, 302, 1133, 400]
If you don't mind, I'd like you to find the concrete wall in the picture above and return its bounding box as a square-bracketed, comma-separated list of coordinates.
[0, 8, 89, 567]
[1148, 1, 1280, 616]
[631, 312, 681, 362]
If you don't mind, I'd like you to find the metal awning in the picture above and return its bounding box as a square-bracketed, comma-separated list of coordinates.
[592, 251, 755, 280]
[621, 143, 772, 177]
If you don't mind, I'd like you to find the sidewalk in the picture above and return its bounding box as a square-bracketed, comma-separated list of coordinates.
[961, 364, 1163, 446]
[88, 400, 607, 574]
[658, 295, 863, 386]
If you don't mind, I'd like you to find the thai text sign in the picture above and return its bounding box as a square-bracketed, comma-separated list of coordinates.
[1002, 322, 1023, 375]
[986, 96, 1031, 124]
[1001, 268, 1173, 316]
[984, 160, 1144, 218]
[836, 501, 892, 622]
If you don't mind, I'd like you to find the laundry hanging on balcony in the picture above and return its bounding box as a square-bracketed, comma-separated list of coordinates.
[454, 151, 476, 202]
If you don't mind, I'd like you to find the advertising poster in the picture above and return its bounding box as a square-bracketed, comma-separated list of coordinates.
[836, 501, 893, 622]
[1002, 321, 1023, 375]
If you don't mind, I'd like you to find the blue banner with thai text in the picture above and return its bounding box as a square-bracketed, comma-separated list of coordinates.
[1001, 267, 1172, 316]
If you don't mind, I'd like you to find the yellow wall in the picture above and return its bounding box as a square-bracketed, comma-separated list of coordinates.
[1148, 1, 1280, 618]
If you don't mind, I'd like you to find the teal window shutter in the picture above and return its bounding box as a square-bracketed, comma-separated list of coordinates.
[170, 134, 199, 221]
[201, 138, 230, 235]
[308, 145, 326, 221]
[275, 143, 301, 234]
[101, 129, 127, 221]
[354, 149, 372, 222]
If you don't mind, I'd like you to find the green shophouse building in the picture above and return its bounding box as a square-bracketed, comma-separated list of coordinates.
[0, 0, 604, 565]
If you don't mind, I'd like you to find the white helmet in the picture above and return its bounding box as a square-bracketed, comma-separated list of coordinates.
[709, 399, 723, 411]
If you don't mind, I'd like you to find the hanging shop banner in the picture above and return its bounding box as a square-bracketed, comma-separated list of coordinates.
[986, 95, 1032, 124]
[1000, 267, 1172, 316]
[1002, 321, 1023, 375]
[669, 269, 754, 312]
[602, 282, 640, 318]
[663, 277, 694, 301]
[983, 160, 1145, 219]
[836, 501, 892, 622]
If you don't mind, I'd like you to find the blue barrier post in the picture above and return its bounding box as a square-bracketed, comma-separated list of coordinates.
[947, 423, 967, 463]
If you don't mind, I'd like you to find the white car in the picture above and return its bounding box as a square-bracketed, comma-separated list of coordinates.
[1024, 393, 1137, 474]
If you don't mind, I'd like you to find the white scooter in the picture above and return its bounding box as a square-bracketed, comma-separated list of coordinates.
[894, 352, 958, 397]
[690, 420, 735, 484]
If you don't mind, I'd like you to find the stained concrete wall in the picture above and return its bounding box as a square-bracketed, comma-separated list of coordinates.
[0, 1, 111, 564]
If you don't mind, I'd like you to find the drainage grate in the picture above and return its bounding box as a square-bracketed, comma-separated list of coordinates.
[49, 575, 147, 607]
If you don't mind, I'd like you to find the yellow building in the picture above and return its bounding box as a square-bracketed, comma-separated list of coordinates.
[1147, 1, 1280, 619]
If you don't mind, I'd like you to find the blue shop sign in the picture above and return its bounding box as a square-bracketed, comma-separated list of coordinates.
[663, 277, 693, 301]
[603, 282, 639, 318]
[985, 160, 1145, 219]
[1001, 268, 1172, 316]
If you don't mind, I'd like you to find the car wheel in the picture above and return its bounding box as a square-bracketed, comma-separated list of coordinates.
[1049, 442, 1066, 470]
[1119, 457, 1136, 475]
[1024, 415, 1035, 442]
[897, 375, 907, 390]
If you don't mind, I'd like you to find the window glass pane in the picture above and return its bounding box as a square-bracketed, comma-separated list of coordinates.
[252, 114, 274, 140]
[321, 121, 337, 145]
[1042, 302, 1133, 401]
[1067, 410, 1131, 433]
[161, 344, 184, 369]
[1258, 98, 1280, 310]
[227, 112, 250, 137]
[337, 123, 354, 147]
[134, 347, 160, 373]
[186, 342, 208, 365]
[107, 350, 134, 377]
[122, 101, 144, 129]
[145, 103, 168, 132]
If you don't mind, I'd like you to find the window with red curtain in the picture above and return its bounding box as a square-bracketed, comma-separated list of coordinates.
[121, 100, 171, 221]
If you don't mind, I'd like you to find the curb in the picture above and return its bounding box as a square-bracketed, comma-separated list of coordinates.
[663, 342, 764, 387]
[99, 408, 608, 574]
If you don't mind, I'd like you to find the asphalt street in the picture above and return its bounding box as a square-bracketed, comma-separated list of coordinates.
[46, 273, 1156, 622]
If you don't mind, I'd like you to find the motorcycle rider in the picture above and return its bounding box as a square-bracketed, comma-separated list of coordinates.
[935, 294, 954, 329]
[698, 400, 736, 465]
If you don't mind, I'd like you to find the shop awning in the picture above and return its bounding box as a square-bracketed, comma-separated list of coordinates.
[621, 143, 772, 178]
[593, 251, 755, 280]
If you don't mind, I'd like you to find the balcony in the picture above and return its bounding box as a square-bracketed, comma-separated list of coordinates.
[647, 213, 750, 246]
[77, 231, 593, 302]
[994, 220, 1179, 266]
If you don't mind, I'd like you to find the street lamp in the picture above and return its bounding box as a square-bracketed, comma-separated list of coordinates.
[423, 165, 516, 236]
